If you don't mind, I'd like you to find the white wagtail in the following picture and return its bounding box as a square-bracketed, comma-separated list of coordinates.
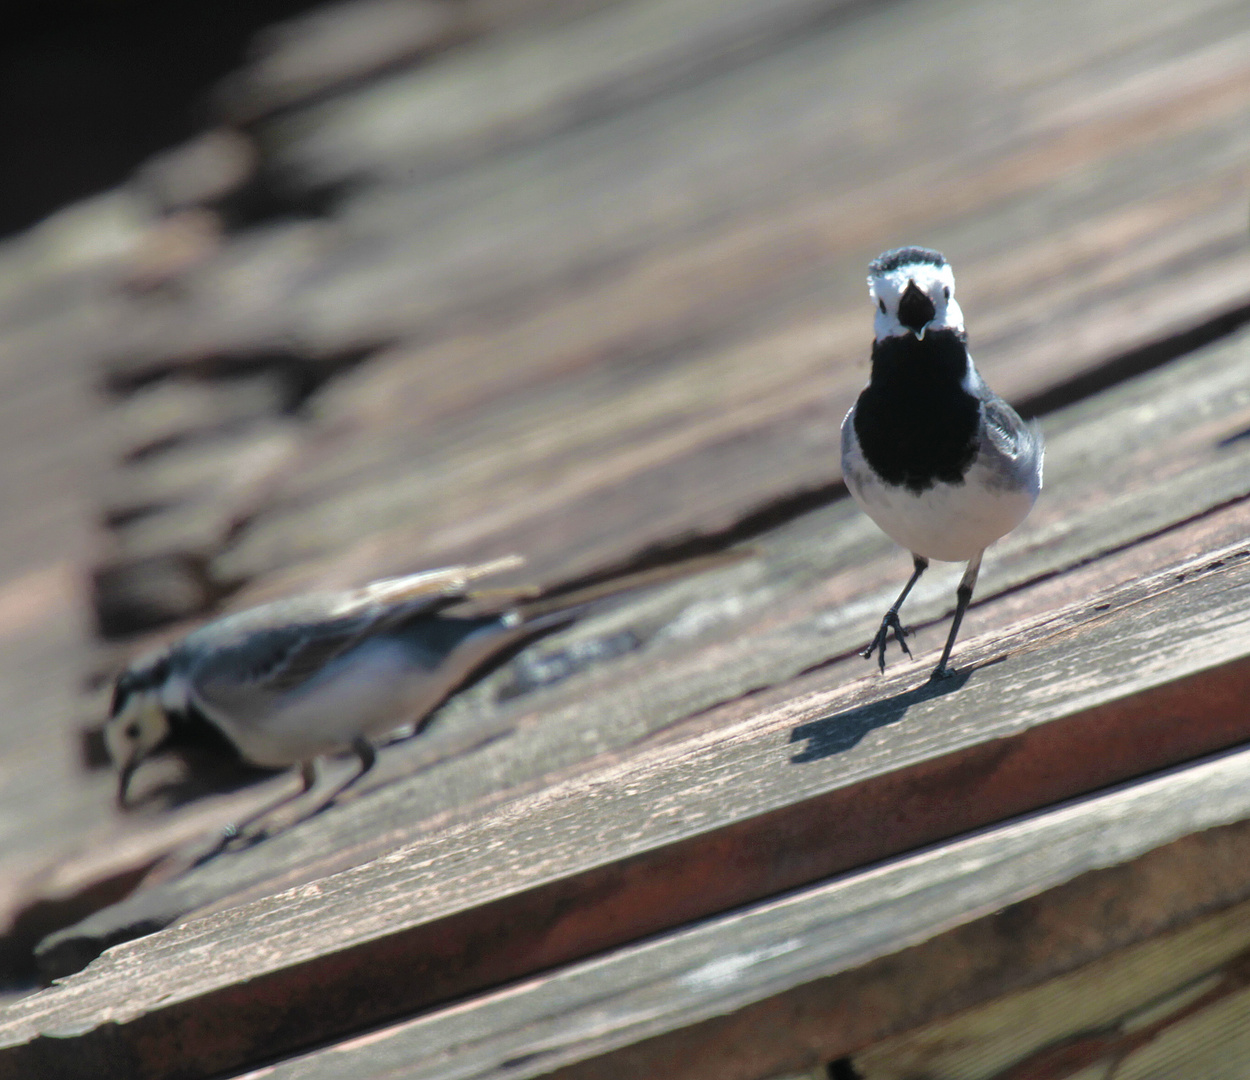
[105, 551, 745, 811]
[104, 556, 537, 809]
[841, 247, 1043, 679]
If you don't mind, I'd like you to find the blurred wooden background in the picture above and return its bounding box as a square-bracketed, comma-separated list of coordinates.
[0, 0, 1248, 1076]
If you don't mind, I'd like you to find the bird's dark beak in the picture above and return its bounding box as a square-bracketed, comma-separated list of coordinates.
[117, 753, 141, 808]
[898, 279, 936, 336]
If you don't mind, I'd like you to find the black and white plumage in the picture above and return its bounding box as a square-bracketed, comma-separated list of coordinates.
[105, 556, 536, 807]
[104, 550, 744, 813]
[841, 247, 1043, 679]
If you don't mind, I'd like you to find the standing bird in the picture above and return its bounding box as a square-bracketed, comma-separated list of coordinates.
[841, 247, 1043, 679]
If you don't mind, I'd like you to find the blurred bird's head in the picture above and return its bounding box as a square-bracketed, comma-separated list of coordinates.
[104, 651, 175, 806]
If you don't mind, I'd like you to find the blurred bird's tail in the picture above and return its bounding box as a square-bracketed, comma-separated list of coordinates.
[499, 549, 754, 628]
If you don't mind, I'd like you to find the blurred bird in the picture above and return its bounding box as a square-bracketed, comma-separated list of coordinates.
[841, 247, 1043, 679]
[105, 552, 741, 814]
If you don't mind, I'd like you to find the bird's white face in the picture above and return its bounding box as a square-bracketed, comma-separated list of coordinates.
[105, 663, 178, 805]
[870, 260, 963, 341]
[104, 688, 171, 771]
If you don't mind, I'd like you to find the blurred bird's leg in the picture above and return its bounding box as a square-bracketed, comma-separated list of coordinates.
[191, 761, 319, 864]
[309, 737, 376, 813]
[228, 740, 380, 849]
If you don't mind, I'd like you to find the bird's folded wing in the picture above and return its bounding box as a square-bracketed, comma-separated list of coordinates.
[981, 395, 1040, 460]
[189, 615, 389, 715]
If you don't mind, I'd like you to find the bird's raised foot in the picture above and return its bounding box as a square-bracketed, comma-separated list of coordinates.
[861, 611, 913, 673]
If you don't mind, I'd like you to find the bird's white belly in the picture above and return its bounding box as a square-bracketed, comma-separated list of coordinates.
[227, 640, 444, 766]
[846, 456, 1037, 562]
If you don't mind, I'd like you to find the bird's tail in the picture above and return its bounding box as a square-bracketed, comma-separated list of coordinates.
[498, 549, 754, 628]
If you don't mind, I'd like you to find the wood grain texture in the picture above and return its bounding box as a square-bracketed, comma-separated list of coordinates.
[213, 128, 1250, 592]
[90, 0, 1250, 606]
[224, 753, 1250, 1080]
[2, 540, 1248, 1080]
[853, 898, 1250, 1080]
[2, 0, 1249, 1071]
[18, 325, 1250, 982]
[528, 814, 1250, 1080]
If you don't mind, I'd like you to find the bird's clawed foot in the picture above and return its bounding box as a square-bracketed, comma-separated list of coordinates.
[861, 611, 913, 673]
[928, 662, 957, 682]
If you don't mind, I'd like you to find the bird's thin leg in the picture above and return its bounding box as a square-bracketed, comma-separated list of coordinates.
[275, 738, 380, 832]
[862, 555, 929, 673]
[321, 738, 376, 806]
[198, 761, 319, 862]
[209, 742, 379, 859]
[931, 550, 983, 681]
[271, 739, 380, 831]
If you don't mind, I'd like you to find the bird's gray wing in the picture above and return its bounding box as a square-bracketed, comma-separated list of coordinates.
[183, 557, 526, 720]
[981, 393, 1043, 458]
[188, 600, 444, 711]
[977, 391, 1045, 490]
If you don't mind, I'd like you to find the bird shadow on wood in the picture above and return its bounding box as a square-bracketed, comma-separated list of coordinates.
[789, 661, 1000, 763]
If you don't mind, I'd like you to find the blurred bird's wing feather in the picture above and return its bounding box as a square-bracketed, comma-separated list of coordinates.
[189, 613, 398, 718]
[188, 556, 526, 716]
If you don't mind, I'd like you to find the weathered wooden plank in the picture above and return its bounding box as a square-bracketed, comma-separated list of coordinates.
[0, 229, 152, 986]
[7, 0, 1244, 1039]
[217, 0, 687, 126]
[256, 0, 1250, 354]
[215, 0, 473, 123]
[211, 170, 1250, 592]
[372, 795, 1250, 1080]
[104, 376, 289, 465]
[851, 898, 1250, 1080]
[10, 0, 1250, 1018]
[265, 0, 865, 187]
[204, 322, 1250, 823]
[21, 326, 1250, 978]
[3, 540, 1248, 1080]
[45, 496, 1250, 985]
[220, 759, 1250, 1080]
[97, 0, 1250, 406]
[88, 0, 1250, 655]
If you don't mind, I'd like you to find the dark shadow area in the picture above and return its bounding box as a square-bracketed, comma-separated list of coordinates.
[0, 0, 318, 239]
[789, 667, 975, 762]
[1017, 297, 1250, 419]
[119, 747, 285, 812]
[0, 861, 157, 990]
[1217, 425, 1250, 449]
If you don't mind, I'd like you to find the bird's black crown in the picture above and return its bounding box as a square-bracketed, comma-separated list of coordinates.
[110, 655, 169, 716]
[869, 247, 947, 274]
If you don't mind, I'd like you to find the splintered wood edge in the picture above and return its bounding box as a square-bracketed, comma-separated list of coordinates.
[1, 543, 1248, 1080]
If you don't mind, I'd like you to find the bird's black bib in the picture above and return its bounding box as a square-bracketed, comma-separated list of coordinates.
[853, 329, 980, 493]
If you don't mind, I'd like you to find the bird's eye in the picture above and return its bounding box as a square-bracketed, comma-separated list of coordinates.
[125, 722, 141, 740]
[878, 299, 886, 314]
[943, 286, 950, 299]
